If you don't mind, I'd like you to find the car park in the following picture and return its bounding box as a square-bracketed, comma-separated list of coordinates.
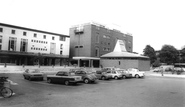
[106, 70, 123, 79]
[117, 69, 132, 79]
[70, 69, 98, 84]
[23, 69, 44, 81]
[127, 68, 145, 78]
[95, 70, 112, 80]
[46, 71, 82, 85]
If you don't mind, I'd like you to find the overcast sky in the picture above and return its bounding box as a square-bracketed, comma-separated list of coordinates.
[1, 0, 185, 54]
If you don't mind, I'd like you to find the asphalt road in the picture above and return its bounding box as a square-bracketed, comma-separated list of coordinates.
[0, 73, 185, 107]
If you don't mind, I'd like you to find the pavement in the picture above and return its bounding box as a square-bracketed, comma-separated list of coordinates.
[145, 70, 185, 78]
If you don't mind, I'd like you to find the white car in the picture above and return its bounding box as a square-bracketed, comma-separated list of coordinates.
[127, 68, 145, 78]
[106, 70, 123, 79]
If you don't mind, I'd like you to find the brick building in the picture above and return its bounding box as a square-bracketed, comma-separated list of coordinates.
[69, 22, 133, 67]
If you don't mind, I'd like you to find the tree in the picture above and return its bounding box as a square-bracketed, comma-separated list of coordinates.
[159, 45, 178, 65]
[180, 47, 185, 63]
[143, 45, 157, 65]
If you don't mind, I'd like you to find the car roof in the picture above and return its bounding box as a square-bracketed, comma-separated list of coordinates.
[57, 71, 68, 73]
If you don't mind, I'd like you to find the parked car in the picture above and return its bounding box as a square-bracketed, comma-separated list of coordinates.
[46, 71, 82, 85]
[23, 69, 44, 81]
[106, 70, 123, 79]
[174, 67, 184, 75]
[70, 69, 97, 84]
[95, 70, 112, 80]
[117, 69, 132, 79]
[152, 67, 161, 72]
[127, 68, 145, 78]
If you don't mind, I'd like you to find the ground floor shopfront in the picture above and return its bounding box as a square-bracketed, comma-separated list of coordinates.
[71, 57, 100, 68]
[0, 50, 69, 66]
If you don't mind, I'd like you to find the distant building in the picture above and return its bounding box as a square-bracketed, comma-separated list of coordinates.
[101, 40, 150, 71]
[69, 22, 133, 67]
[0, 23, 69, 66]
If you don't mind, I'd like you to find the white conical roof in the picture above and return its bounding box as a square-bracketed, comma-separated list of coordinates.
[101, 39, 149, 59]
[113, 40, 127, 52]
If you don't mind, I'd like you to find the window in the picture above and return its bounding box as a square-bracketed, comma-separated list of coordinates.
[60, 36, 66, 41]
[50, 43, 56, 54]
[0, 28, 3, 32]
[95, 47, 99, 57]
[43, 35, 46, 39]
[60, 44, 63, 49]
[8, 37, 17, 51]
[20, 39, 28, 52]
[52, 36, 55, 40]
[11, 30, 16, 34]
[34, 33, 37, 38]
[0, 36, 2, 50]
[60, 50, 63, 55]
[96, 35, 99, 43]
[23, 32, 27, 36]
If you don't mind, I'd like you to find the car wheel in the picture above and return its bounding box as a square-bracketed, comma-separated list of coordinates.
[84, 78, 89, 84]
[47, 79, 52, 83]
[64, 81, 69, 86]
[122, 75, 126, 79]
[135, 74, 140, 78]
[114, 76, 118, 80]
[23, 75, 26, 79]
[28, 77, 32, 81]
[101, 76, 106, 80]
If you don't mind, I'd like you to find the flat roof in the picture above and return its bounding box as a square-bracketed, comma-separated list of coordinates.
[0, 23, 69, 37]
[73, 57, 100, 60]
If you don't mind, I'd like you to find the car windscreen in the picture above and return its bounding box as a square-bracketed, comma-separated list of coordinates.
[30, 70, 40, 73]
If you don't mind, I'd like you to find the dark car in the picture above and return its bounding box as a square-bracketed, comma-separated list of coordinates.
[95, 70, 112, 80]
[23, 69, 44, 81]
[46, 71, 82, 85]
[70, 69, 97, 84]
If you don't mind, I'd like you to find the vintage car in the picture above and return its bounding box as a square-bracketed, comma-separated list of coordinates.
[127, 68, 145, 78]
[23, 69, 44, 81]
[46, 71, 82, 85]
[70, 69, 97, 84]
[95, 70, 112, 80]
[117, 69, 132, 79]
[106, 70, 123, 79]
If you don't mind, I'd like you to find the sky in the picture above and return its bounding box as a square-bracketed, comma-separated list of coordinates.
[1, 0, 185, 54]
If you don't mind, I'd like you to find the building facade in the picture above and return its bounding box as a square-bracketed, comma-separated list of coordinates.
[100, 40, 150, 71]
[69, 22, 133, 67]
[0, 23, 69, 66]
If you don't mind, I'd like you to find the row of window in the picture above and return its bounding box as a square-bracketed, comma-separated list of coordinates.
[31, 47, 47, 51]
[103, 47, 110, 51]
[31, 39, 48, 44]
[0, 27, 66, 41]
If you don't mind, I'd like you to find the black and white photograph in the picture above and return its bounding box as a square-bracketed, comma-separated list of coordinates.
[0, 0, 185, 107]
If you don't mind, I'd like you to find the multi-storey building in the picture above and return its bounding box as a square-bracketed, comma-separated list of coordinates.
[0, 23, 69, 66]
[69, 22, 133, 67]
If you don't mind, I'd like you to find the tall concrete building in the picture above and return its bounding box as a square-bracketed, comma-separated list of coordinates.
[0, 23, 70, 66]
[69, 22, 133, 67]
